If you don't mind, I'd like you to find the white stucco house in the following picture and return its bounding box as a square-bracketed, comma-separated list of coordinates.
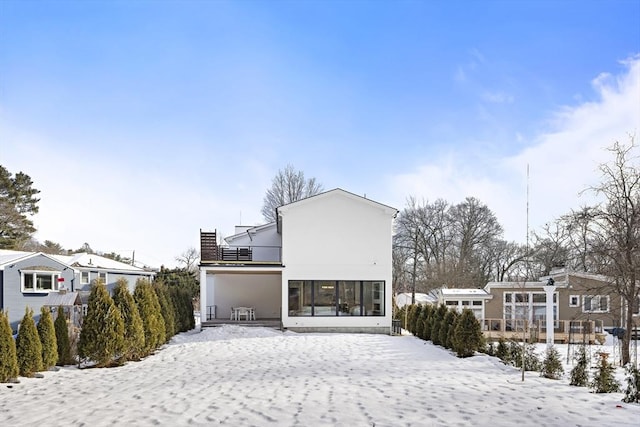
[199, 188, 398, 334]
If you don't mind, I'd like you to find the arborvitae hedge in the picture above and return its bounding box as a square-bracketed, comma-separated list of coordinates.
[134, 278, 166, 355]
[452, 308, 483, 357]
[414, 305, 425, 339]
[439, 309, 456, 349]
[154, 282, 176, 342]
[405, 305, 415, 334]
[0, 310, 19, 382]
[421, 306, 432, 340]
[37, 306, 58, 370]
[409, 304, 422, 335]
[170, 287, 195, 333]
[422, 305, 433, 340]
[78, 280, 125, 367]
[16, 307, 43, 377]
[445, 310, 459, 350]
[54, 306, 72, 366]
[112, 279, 145, 362]
[430, 304, 447, 346]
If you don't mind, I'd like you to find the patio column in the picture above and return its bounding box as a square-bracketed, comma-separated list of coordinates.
[543, 278, 556, 349]
[199, 268, 207, 331]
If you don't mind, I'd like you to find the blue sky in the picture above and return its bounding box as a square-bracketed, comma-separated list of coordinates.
[1, 0, 639, 268]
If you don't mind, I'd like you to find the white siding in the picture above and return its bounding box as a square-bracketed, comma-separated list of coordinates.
[280, 190, 395, 332]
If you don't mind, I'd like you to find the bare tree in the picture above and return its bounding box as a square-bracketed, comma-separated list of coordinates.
[261, 165, 323, 223]
[587, 136, 640, 365]
[394, 196, 505, 290]
[175, 247, 200, 274]
[449, 197, 503, 286]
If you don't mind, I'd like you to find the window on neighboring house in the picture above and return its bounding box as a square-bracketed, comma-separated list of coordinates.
[631, 296, 639, 315]
[569, 295, 580, 307]
[583, 295, 609, 313]
[81, 271, 89, 284]
[445, 300, 458, 306]
[22, 270, 60, 293]
[98, 272, 107, 284]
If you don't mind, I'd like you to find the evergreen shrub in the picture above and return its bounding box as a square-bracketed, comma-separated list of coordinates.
[622, 363, 640, 403]
[569, 345, 589, 387]
[453, 308, 484, 357]
[54, 306, 72, 366]
[0, 310, 19, 382]
[134, 278, 166, 354]
[78, 281, 125, 367]
[540, 346, 564, 380]
[16, 307, 43, 377]
[590, 352, 620, 393]
[37, 306, 58, 370]
[112, 279, 145, 361]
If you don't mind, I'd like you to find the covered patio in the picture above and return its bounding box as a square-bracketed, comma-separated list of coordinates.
[199, 265, 283, 329]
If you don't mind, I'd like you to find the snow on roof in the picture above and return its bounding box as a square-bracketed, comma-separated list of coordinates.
[52, 252, 149, 272]
[439, 288, 491, 298]
[395, 292, 438, 307]
[0, 249, 33, 267]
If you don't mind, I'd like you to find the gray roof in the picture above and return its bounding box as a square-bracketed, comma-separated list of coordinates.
[43, 292, 82, 307]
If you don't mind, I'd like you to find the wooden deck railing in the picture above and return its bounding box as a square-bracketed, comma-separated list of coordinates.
[482, 318, 605, 344]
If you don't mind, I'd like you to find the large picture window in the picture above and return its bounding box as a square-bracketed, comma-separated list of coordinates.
[503, 291, 557, 331]
[22, 270, 60, 293]
[288, 280, 384, 317]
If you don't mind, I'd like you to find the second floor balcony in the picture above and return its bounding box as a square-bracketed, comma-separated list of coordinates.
[200, 230, 282, 265]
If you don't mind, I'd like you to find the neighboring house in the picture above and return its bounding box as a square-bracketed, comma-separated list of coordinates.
[395, 292, 438, 309]
[416, 267, 638, 344]
[436, 288, 493, 321]
[482, 267, 638, 344]
[199, 188, 398, 334]
[0, 249, 156, 332]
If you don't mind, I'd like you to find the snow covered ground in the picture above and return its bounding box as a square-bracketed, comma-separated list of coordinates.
[1, 325, 639, 426]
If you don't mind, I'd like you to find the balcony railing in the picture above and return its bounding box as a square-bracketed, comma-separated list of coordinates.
[200, 230, 281, 264]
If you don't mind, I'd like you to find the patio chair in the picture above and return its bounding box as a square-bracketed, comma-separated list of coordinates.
[236, 307, 250, 321]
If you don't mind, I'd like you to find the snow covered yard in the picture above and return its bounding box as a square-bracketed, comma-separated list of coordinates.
[1, 326, 639, 427]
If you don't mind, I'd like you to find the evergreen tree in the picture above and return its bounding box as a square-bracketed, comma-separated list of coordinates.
[496, 338, 508, 362]
[569, 345, 589, 387]
[134, 278, 166, 354]
[590, 352, 620, 393]
[414, 305, 425, 339]
[622, 363, 640, 403]
[430, 304, 447, 346]
[15, 307, 43, 377]
[170, 287, 195, 332]
[78, 281, 125, 367]
[0, 310, 19, 382]
[445, 310, 459, 350]
[452, 308, 483, 357]
[484, 342, 495, 356]
[154, 281, 176, 342]
[36, 306, 58, 370]
[514, 342, 540, 371]
[409, 305, 421, 336]
[112, 279, 145, 361]
[540, 346, 564, 380]
[422, 305, 433, 341]
[54, 306, 72, 366]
